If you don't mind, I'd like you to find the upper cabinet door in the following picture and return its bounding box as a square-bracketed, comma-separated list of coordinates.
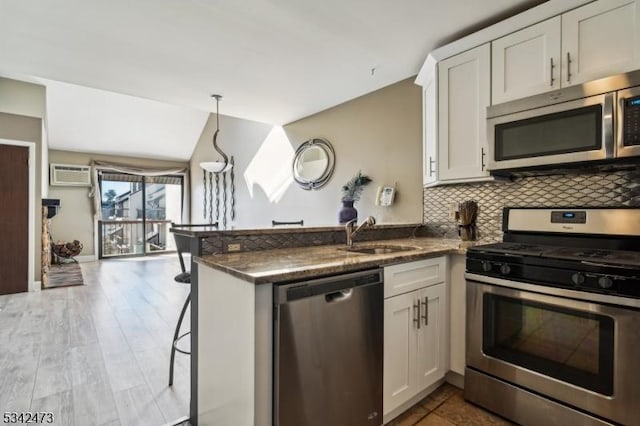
[438, 43, 490, 181]
[562, 0, 640, 86]
[492, 17, 562, 104]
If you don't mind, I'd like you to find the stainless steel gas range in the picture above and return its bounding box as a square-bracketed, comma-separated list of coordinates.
[465, 207, 640, 426]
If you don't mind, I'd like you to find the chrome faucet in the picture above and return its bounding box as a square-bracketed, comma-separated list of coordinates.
[345, 216, 376, 247]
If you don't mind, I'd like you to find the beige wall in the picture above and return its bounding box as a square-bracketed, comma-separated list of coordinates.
[0, 77, 46, 282]
[48, 150, 188, 257]
[190, 77, 423, 228]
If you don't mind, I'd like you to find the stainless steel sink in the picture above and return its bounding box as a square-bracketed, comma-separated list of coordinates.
[338, 244, 420, 255]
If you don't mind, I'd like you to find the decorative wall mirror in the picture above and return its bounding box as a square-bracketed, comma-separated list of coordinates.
[292, 138, 335, 190]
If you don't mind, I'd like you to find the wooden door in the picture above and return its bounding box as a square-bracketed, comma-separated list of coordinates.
[492, 16, 561, 104]
[0, 144, 29, 294]
[438, 43, 491, 181]
[562, 0, 640, 86]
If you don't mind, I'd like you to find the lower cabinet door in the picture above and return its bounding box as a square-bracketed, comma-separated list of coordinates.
[384, 283, 448, 416]
[383, 290, 418, 415]
[416, 283, 447, 390]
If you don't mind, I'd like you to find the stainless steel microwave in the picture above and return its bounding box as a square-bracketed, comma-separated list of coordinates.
[487, 70, 640, 172]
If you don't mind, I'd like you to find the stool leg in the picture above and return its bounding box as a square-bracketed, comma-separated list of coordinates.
[169, 292, 191, 386]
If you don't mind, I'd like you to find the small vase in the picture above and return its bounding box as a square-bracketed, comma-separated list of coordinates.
[338, 200, 358, 224]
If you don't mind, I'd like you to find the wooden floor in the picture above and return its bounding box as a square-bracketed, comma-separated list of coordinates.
[0, 255, 190, 426]
[388, 383, 515, 426]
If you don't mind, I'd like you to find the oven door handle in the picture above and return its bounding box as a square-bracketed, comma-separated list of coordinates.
[465, 272, 640, 309]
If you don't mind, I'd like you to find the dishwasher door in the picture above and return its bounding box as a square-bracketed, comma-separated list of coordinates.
[274, 268, 383, 426]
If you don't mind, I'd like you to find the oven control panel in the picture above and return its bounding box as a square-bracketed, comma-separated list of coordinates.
[466, 255, 640, 299]
[550, 211, 587, 224]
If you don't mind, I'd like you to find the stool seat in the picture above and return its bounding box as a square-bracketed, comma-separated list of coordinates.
[174, 272, 191, 283]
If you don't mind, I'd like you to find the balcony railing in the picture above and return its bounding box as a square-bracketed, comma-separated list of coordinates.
[101, 207, 167, 220]
[98, 219, 175, 258]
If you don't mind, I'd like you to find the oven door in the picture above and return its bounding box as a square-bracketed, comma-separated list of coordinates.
[487, 93, 614, 171]
[466, 275, 640, 426]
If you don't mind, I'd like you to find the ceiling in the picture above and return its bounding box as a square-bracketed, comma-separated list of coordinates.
[0, 0, 546, 159]
[43, 79, 209, 160]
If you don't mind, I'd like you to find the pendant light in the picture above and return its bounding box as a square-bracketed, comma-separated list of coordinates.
[200, 94, 233, 173]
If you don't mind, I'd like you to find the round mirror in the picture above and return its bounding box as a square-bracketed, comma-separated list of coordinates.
[292, 138, 335, 190]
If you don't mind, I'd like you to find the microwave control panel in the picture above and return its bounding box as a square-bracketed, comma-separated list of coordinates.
[624, 96, 640, 146]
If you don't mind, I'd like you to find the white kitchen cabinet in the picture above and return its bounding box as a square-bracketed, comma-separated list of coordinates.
[492, 17, 561, 104]
[383, 258, 448, 416]
[415, 284, 447, 391]
[562, 0, 640, 86]
[384, 290, 418, 413]
[438, 44, 491, 181]
[384, 257, 446, 298]
[423, 77, 438, 185]
[492, 0, 640, 104]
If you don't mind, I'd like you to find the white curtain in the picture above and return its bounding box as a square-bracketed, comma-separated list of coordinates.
[89, 160, 190, 222]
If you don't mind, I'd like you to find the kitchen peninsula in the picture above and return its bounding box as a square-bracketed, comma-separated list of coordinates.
[171, 224, 477, 425]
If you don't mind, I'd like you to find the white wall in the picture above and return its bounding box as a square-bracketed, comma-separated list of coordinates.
[190, 78, 423, 228]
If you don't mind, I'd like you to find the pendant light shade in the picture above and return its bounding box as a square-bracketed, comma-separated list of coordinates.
[200, 94, 233, 173]
[200, 161, 232, 173]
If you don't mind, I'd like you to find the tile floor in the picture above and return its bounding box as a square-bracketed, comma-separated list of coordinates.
[387, 383, 515, 426]
[0, 254, 191, 426]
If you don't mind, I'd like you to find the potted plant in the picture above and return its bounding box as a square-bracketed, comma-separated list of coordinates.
[339, 171, 372, 223]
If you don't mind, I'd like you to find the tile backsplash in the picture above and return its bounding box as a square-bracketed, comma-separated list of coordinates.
[423, 167, 640, 241]
[199, 225, 430, 255]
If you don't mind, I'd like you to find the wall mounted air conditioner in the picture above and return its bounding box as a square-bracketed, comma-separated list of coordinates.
[50, 163, 92, 186]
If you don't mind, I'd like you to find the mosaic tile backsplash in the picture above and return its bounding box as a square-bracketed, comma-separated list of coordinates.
[200, 225, 430, 254]
[423, 167, 640, 242]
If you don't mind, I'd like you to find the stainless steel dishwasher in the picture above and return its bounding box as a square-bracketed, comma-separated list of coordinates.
[273, 268, 383, 426]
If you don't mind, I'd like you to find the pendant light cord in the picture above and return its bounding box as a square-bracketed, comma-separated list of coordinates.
[211, 94, 229, 170]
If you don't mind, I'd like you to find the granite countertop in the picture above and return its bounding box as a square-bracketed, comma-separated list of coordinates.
[195, 237, 483, 284]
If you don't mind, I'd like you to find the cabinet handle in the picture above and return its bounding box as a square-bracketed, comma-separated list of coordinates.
[422, 297, 429, 326]
[429, 156, 436, 177]
[549, 57, 555, 87]
[481, 148, 486, 171]
[566, 52, 572, 84]
[413, 299, 421, 329]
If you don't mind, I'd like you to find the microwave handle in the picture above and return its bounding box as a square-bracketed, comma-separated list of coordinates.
[604, 92, 615, 159]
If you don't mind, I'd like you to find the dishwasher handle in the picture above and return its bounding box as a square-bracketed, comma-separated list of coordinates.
[275, 268, 382, 304]
[325, 289, 353, 303]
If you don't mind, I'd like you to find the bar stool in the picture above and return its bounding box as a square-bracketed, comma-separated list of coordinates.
[169, 222, 216, 386]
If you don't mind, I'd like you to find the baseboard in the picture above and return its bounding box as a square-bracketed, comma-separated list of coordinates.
[445, 371, 464, 389]
[74, 255, 97, 263]
[383, 378, 445, 425]
[31, 280, 42, 292]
